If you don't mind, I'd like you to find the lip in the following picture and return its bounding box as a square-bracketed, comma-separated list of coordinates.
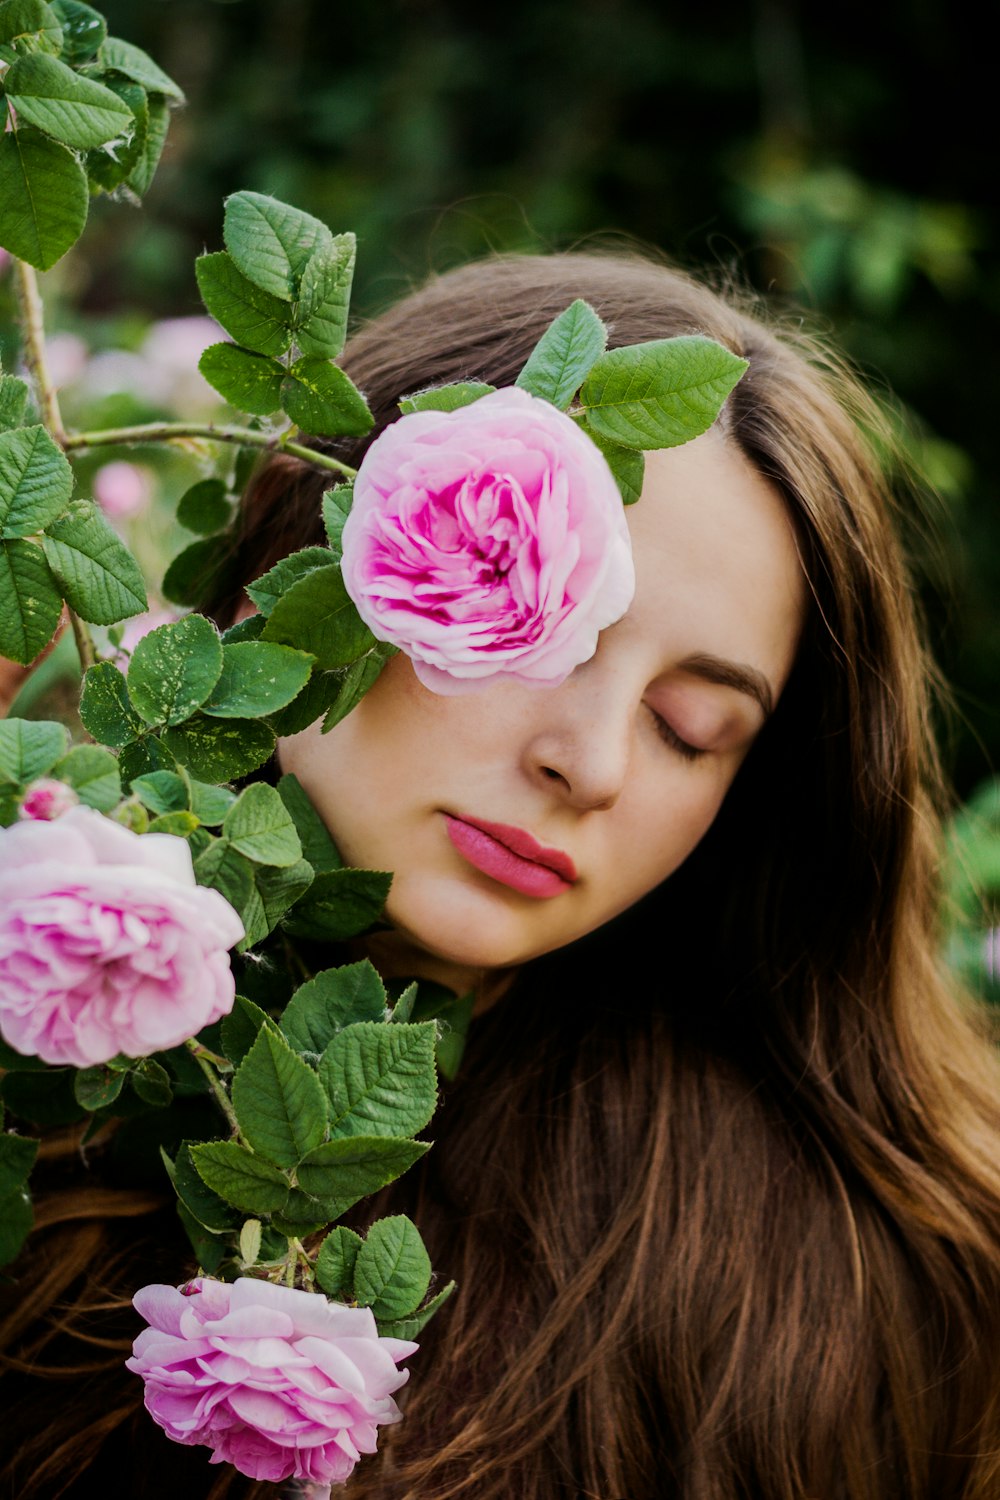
[443, 814, 577, 899]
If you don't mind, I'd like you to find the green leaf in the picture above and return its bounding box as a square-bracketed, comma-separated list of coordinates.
[281, 359, 373, 438]
[161, 715, 275, 782]
[198, 344, 284, 416]
[147, 809, 198, 837]
[389, 982, 418, 1024]
[0, 1131, 38, 1195]
[398, 381, 496, 415]
[223, 191, 334, 302]
[222, 781, 302, 868]
[190, 1141, 289, 1216]
[245, 859, 313, 946]
[0, 424, 73, 537]
[189, 779, 236, 826]
[5, 53, 133, 148]
[0, 717, 67, 782]
[321, 484, 353, 558]
[320, 647, 393, 732]
[314, 1224, 363, 1299]
[128, 769, 188, 816]
[51, 743, 120, 811]
[354, 1214, 431, 1320]
[169, 1142, 239, 1233]
[582, 423, 645, 505]
[176, 477, 231, 536]
[116, 734, 177, 787]
[319, 1022, 437, 1140]
[411, 986, 474, 1083]
[202, 641, 314, 719]
[276, 772, 342, 873]
[293, 233, 355, 358]
[0, 539, 62, 664]
[79, 660, 143, 747]
[0, 1185, 33, 1268]
[221, 613, 265, 646]
[2, 1067, 84, 1125]
[580, 336, 750, 450]
[193, 838, 256, 917]
[221, 994, 278, 1068]
[0, 0, 58, 48]
[161, 535, 238, 610]
[0, 125, 88, 269]
[280, 961, 387, 1055]
[127, 614, 224, 727]
[377, 1280, 455, 1340]
[239, 1217, 262, 1267]
[176, 1203, 226, 1273]
[124, 90, 167, 197]
[231, 1027, 328, 1169]
[41, 497, 148, 624]
[85, 76, 146, 194]
[0, 376, 30, 432]
[515, 299, 607, 409]
[74, 1063, 125, 1111]
[196, 252, 293, 359]
[295, 1136, 428, 1219]
[130, 1057, 172, 1107]
[261, 562, 375, 669]
[49, 0, 105, 64]
[281, 867, 391, 942]
[98, 35, 184, 100]
[245, 545, 333, 618]
[270, 1188, 328, 1236]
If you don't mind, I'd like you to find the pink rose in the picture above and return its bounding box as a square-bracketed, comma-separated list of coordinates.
[18, 777, 79, 821]
[0, 807, 243, 1067]
[92, 460, 152, 519]
[127, 1277, 417, 1486]
[341, 387, 635, 693]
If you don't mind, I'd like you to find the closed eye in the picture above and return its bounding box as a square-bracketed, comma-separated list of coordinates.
[646, 706, 706, 762]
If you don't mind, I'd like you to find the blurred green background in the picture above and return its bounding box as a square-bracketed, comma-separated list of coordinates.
[5, 0, 997, 803]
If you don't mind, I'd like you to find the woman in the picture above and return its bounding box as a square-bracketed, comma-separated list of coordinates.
[6, 250, 1000, 1500]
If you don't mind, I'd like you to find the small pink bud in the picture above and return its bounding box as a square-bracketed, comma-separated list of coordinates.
[18, 778, 79, 821]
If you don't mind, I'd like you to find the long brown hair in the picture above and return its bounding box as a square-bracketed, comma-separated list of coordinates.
[6, 252, 1000, 1499]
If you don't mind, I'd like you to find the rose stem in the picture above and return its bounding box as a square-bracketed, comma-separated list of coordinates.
[185, 1039, 241, 1136]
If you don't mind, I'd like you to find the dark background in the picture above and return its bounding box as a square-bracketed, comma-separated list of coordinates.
[53, 0, 1000, 795]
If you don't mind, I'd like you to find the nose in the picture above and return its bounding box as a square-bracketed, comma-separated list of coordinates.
[523, 664, 633, 812]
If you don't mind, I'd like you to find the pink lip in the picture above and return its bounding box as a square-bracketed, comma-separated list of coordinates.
[443, 815, 577, 899]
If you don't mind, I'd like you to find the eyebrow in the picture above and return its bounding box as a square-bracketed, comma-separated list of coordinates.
[676, 653, 775, 720]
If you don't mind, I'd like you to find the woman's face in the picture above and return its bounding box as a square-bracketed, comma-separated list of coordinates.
[278, 428, 807, 992]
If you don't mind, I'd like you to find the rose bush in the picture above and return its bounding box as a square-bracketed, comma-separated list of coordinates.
[0, 807, 243, 1067]
[127, 1278, 417, 1486]
[341, 386, 635, 692]
[18, 778, 79, 821]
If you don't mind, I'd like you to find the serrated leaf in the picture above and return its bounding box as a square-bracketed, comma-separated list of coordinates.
[197, 252, 292, 359]
[5, 52, 133, 148]
[0, 0, 57, 48]
[74, 1063, 125, 1111]
[319, 1022, 437, 1141]
[161, 714, 275, 782]
[193, 837, 256, 916]
[0, 1185, 33, 1267]
[0, 717, 67, 782]
[231, 1026, 327, 1169]
[0, 424, 73, 537]
[515, 299, 607, 409]
[389, 982, 418, 1024]
[320, 648, 392, 731]
[146, 809, 198, 837]
[190, 1140, 289, 1216]
[580, 336, 750, 450]
[130, 1057, 172, 1107]
[261, 561, 375, 669]
[198, 343, 284, 416]
[377, 1280, 455, 1340]
[295, 1135, 428, 1219]
[128, 769, 188, 815]
[127, 614, 223, 727]
[0, 538, 63, 664]
[51, 743, 120, 811]
[270, 1188, 328, 1236]
[0, 376, 30, 432]
[223, 191, 334, 302]
[79, 660, 143, 747]
[188, 779, 236, 826]
[98, 35, 183, 100]
[398, 382, 496, 415]
[244, 859, 313, 946]
[202, 641, 314, 718]
[314, 1224, 363, 1299]
[176, 478, 230, 536]
[354, 1215, 431, 1320]
[280, 961, 387, 1056]
[276, 772, 342, 874]
[321, 484, 352, 558]
[245, 545, 333, 618]
[293, 234, 355, 358]
[581, 422, 645, 505]
[125, 91, 167, 197]
[161, 535, 238, 610]
[41, 497, 148, 624]
[276, 866, 391, 943]
[116, 734, 177, 787]
[222, 781, 302, 867]
[221, 613, 265, 645]
[49, 0, 105, 64]
[221, 994, 278, 1067]
[281, 359, 373, 438]
[0, 125, 88, 269]
[176, 1142, 249, 1228]
[85, 75, 146, 194]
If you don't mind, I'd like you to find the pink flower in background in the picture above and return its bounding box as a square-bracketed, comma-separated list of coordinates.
[0, 807, 243, 1067]
[44, 332, 88, 389]
[18, 778, 79, 821]
[127, 1278, 417, 1486]
[93, 460, 153, 519]
[341, 386, 635, 693]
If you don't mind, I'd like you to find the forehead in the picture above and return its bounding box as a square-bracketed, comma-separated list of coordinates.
[623, 430, 807, 692]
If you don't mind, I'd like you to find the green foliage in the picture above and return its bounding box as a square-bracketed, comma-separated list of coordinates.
[201, 641, 314, 719]
[245, 546, 334, 618]
[280, 359, 373, 438]
[4, 52, 132, 149]
[354, 1215, 431, 1320]
[51, 742, 120, 810]
[127, 614, 223, 727]
[221, 995, 278, 1068]
[582, 424, 645, 506]
[293, 233, 356, 359]
[579, 336, 749, 450]
[231, 1027, 328, 1169]
[223, 191, 335, 302]
[222, 782, 302, 867]
[319, 1022, 438, 1141]
[196, 253, 293, 359]
[321, 484, 353, 556]
[160, 714, 275, 781]
[0, 717, 68, 782]
[198, 344, 284, 415]
[48, 1, 105, 65]
[314, 1224, 363, 1299]
[176, 478, 231, 536]
[0, 376, 30, 432]
[515, 299, 607, 409]
[276, 772, 342, 873]
[0, 425, 73, 536]
[294, 1136, 428, 1220]
[280, 962, 388, 1055]
[398, 381, 496, 415]
[78, 660, 143, 746]
[0, 126, 87, 268]
[281, 867, 392, 942]
[261, 562, 375, 669]
[190, 1141, 290, 1217]
[41, 498, 148, 623]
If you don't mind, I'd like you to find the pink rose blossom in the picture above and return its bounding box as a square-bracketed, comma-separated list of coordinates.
[18, 777, 79, 821]
[127, 1277, 417, 1486]
[0, 807, 243, 1067]
[341, 386, 635, 693]
[93, 460, 153, 519]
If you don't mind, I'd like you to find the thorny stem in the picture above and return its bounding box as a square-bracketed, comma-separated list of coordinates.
[185, 1038, 241, 1136]
[63, 422, 358, 479]
[12, 258, 67, 446]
